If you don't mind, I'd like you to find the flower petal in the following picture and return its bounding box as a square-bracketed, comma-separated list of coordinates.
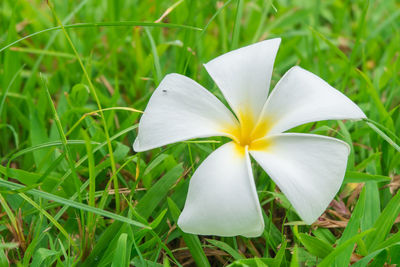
[178, 142, 264, 237]
[249, 133, 349, 224]
[259, 66, 366, 135]
[133, 74, 238, 152]
[204, 38, 281, 120]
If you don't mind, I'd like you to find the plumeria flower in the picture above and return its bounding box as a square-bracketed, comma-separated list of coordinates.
[133, 38, 366, 237]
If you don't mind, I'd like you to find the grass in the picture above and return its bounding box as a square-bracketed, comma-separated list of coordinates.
[0, 0, 399, 266]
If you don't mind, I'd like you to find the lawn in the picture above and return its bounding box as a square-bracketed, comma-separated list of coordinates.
[0, 0, 399, 266]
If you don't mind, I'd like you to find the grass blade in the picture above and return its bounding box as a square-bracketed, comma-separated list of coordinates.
[0, 22, 202, 54]
[0, 65, 24, 117]
[167, 197, 211, 267]
[364, 189, 400, 251]
[47, 1, 121, 212]
[343, 171, 392, 183]
[0, 179, 149, 229]
[366, 122, 400, 153]
[318, 229, 375, 267]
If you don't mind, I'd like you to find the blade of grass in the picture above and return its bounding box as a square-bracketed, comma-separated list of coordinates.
[8, 140, 99, 162]
[231, 0, 243, 50]
[167, 197, 210, 267]
[122, 195, 183, 267]
[10, 47, 76, 59]
[364, 118, 400, 143]
[318, 228, 375, 267]
[41, 74, 83, 206]
[17, 193, 78, 249]
[47, 1, 121, 212]
[111, 233, 128, 267]
[343, 171, 392, 184]
[200, 0, 234, 36]
[0, 22, 202, 54]
[364, 189, 400, 251]
[366, 121, 400, 153]
[0, 194, 25, 245]
[207, 238, 244, 260]
[51, 125, 137, 198]
[145, 28, 162, 85]
[83, 130, 96, 231]
[136, 164, 183, 219]
[357, 69, 394, 129]
[0, 178, 149, 229]
[0, 64, 24, 117]
[297, 233, 333, 258]
[0, 124, 19, 149]
[65, 107, 142, 136]
[334, 187, 366, 266]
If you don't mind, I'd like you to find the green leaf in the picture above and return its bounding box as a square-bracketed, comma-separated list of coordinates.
[298, 233, 333, 258]
[136, 164, 183, 219]
[228, 258, 276, 267]
[366, 121, 400, 153]
[0, 248, 8, 267]
[167, 197, 210, 267]
[69, 83, 89, 107]
[0, 65, 24, 117]
[28, 101, 51, 171]
[343, 171, 391, 183]
[274, 240, 287, 266]
[111, 234, 129, 267]
[0, 165, 58, 186]
[206, 239, 244, 260]
[364, 189, 400, 251]
[362, 182, 380, 230]
[0, 178, 149, 229]
[318, 229, 375, 267]
[0, 22, 202, 54]
[375, 231, 400, 251]
[0, 242, 18, 250]
[290, 245, 299, 267]
[30, 248, 59, 267]
[334, 187, 366, 266]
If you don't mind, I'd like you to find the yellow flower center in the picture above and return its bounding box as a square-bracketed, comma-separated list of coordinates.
[222, 108, 272, 153]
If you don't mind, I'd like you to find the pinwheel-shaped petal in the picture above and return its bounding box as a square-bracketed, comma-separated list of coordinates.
[134, 38, 366, 237]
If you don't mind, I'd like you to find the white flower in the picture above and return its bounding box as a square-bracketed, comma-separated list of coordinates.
[133, 38, 366, 237]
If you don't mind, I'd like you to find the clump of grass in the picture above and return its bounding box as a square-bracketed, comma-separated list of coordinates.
[0, 0, 399, 266]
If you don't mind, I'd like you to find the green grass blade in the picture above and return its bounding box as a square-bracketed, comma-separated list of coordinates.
[334, 187, 366, 266]
[136, 164, 183, 219]
[41, 74, 83, 201]
[0, 22, 201, 54]
[8, 140, 99, 162]
[318, 229, 375, 267]
[0, 64, 24, 117]
[145, 28, 162, 85]
[0, 179, 149, 229]
[206, 239, 244, 260]
[111, 234, 129, 267]
[17, 192, 77, 249]
[364, 189, 400, 251]
[167, 197, 210, 267]
[343, 171, 392, 183]
[298, 233, 333, 258]
[366, 121, 400, 153]
[83, 130, 96, 230]
[47, 1, 121, 212]
[231, 0, 243, 50]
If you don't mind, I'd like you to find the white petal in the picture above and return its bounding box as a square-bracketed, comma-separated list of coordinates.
[260, 66, 366, 135]
[133, 74, 238, 152]
[178, 142, 264, 237]
[249, 133, 349, 224]
[204, 38, 281, 120]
